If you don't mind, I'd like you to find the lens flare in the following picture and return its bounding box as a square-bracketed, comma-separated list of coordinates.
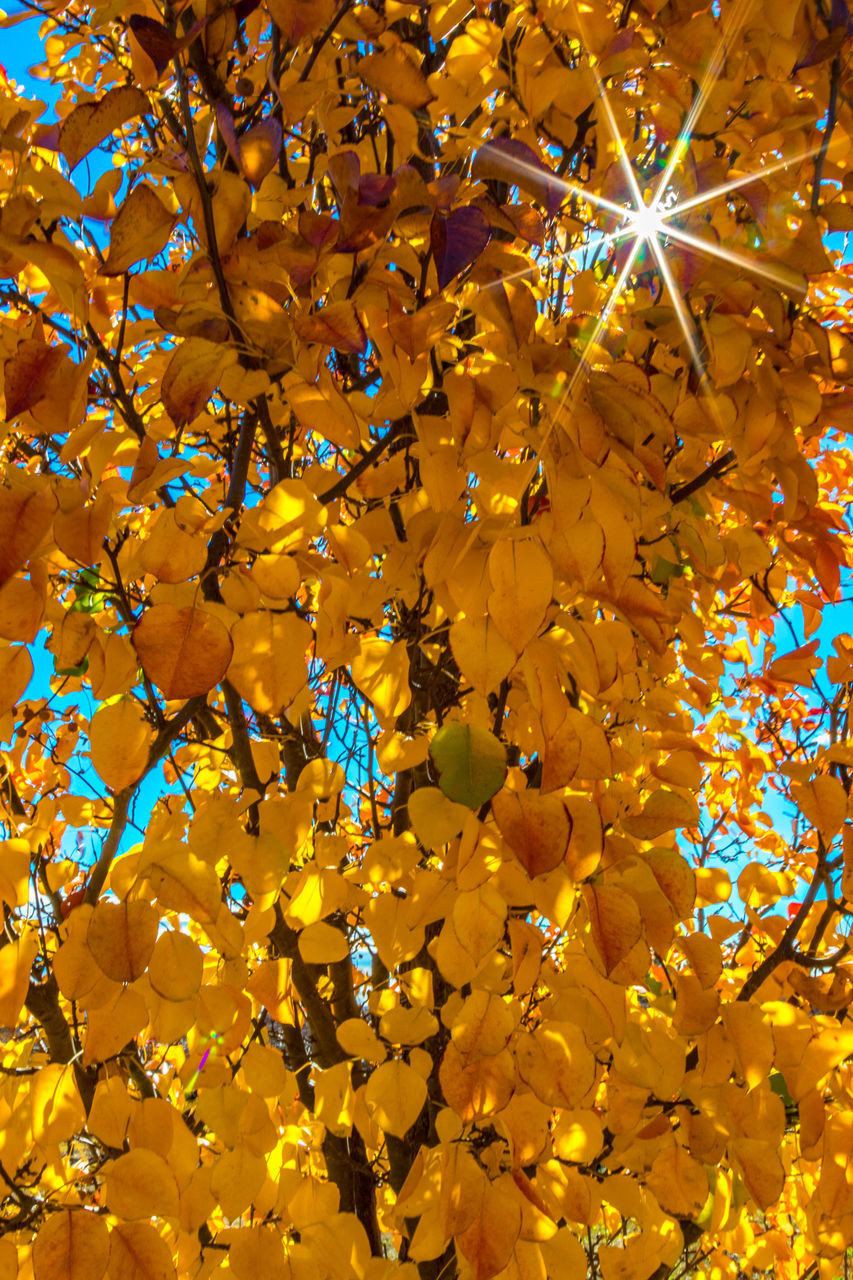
[476, 0, 833, 481]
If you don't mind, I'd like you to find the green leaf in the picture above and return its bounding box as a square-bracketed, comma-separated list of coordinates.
[429, 723, 507, 809]
[650, 556, 683, 585]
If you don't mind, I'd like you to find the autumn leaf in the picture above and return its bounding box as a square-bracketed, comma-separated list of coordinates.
[473, 138, 564, 218]
[357, 45, 432, 109]
[60, 86, 150, 169]
[429, 722, 507, 808]
[102, 183, 176, 275]
[4, 338, 67, 420]
[133, 604, 233, 700]
[86, 899, 159, 983]
[431, 208, 490, 290]
[33, 1210, 110, 1280]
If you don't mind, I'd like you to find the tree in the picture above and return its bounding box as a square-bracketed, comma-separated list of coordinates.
[0, 0, 850, 1275]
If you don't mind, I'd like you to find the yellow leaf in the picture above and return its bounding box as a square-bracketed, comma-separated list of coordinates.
[487, 538, 553, 653]
[0, 928, 37, 1025]
[229, 1226, 286, 1280]
[297, 920, 349, 964]
[552, 1109, 604, 1163]
[622, 790, 699, 840]
[730, 1138, 784, 1211]
[449, 616, 516, 696]
[138, 510, 207, 585]
[792, 774, 847, 843]
[104, 1149, 180, 1221]
[646, 1143, 708, 1218]
[350, 637, 412, 727]
[33, 1211, 109, 1280]
[240, 1043, 290, 1098]
[87, 899, 158, 983]
[456, 1173, 522, 1280]
[451, 883, 507, 964]
[721, 1002, 774, 1091]
[451, 989, 514, 1058]
[107, 1222, 176, 1280]
[439, 1041, 515, 1122]
[87, 1077, 136, 1149]
[408, 786, 468, 849]
[514, 1022, 595, 1108]
[133, 604, 233, 700]
[89, 699, 153, 793]
[210, 1145, 267, 1220]
[379, 1003, 438, 1045]
[227, 611, 311, 714]
[358, 45, 432, 109]
[314, 1061, 355, 1136]
[137, 842, 222, 922]
[147, 929, 203, 1002]
[583, 883, 643, 975]
[364, 1059, 427, 1137]
[30, 1062, 86, 1146]
[83, 986, 148, 1066]
[337, 1018, 387, 1064]
[0, 838, 31, 909]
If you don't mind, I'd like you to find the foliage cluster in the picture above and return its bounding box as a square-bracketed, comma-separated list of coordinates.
[0, 0, 851, 1277]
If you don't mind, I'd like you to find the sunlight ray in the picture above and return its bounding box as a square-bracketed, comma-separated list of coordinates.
[586, 53, 645, 211]
[665, 142, 826, 220]
[650, 0, 754, 208]
[659, 221, 807, 293]
[478, 149, 633, 222]
[524, 236, 644, 476]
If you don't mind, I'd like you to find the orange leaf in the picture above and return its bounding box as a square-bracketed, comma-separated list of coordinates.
[491, 787, 569, 877]
[60, 86, 150, 170]
[102, 184, 176, 276]
[456, 1174, 522, 1280]
[33, 1210, 109, 1280]
[357, 45, 432, 109]
[133, 604, 233, 700]
[583, 883, 643, 975]
[86, 900, 159, 983]
[0, 485, 54, 586]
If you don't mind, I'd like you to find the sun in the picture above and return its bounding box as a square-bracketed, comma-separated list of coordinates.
[477, 0, 833, 471]
[628, 200, 668, 246]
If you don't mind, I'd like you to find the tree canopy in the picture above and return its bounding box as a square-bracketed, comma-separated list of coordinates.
[0, 0, 852, 1277]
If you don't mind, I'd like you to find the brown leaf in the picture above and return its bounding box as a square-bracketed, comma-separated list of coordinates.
[491, 787, 569, 877]
[133, 604, 233, 699]
[4, 338, 67, 420]
[161, 338, 235, 427]
[294, 301, 367, 354]
[60, 86, 150, 170]
[0, 485, 54, 586]
[33, 1210, 110, 1280]
[87, 900, 159, 983]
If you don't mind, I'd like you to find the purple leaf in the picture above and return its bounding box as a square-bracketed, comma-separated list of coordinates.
[431, 207, 490, 290]
[473, 139, 564, 220]
[128, 15, 180, 76]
